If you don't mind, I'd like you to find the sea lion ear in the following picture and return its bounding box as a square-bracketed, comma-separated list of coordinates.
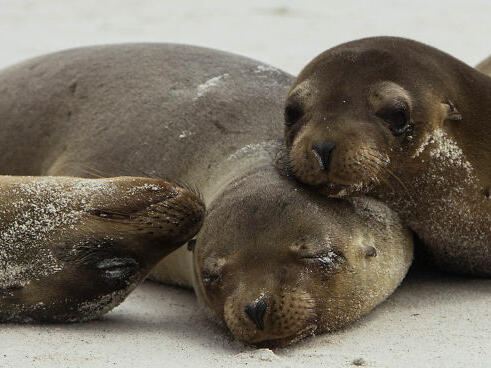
[187, 238, 197, 252]
[362, 245, 377, 258]
[441, 100, 462, 121]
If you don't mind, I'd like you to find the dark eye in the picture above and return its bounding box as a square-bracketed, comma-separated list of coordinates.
[376, 104, 411, 136]
[202, 273, 221, 287]
[284, 103, 303, 127]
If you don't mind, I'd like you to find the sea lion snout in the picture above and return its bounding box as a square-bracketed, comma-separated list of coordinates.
[223, 287, 318, 347]
[289, 119, 389, 194]
[312, 141, 336, 171]
[244, 296, 268, 330]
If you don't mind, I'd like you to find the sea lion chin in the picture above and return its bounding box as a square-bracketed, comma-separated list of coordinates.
[284, 37, 491, 276]
[0, 175, 204, 322]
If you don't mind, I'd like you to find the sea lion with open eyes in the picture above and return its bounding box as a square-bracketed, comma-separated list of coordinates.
[0, 175, 204, 322]
[0, 44, 412, 345]
[284, 37, 490, 276]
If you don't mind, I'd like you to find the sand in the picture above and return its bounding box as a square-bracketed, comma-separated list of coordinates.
[1, 0, 490, 74]
[0, 1, 490, 367]
[2, 268, 490, 368]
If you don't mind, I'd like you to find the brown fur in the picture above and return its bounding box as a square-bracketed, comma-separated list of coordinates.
[188, 164, 413, 347]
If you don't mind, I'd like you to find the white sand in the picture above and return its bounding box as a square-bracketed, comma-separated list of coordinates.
[0, 1, 490, 367]
[0, 0, 490, 74]
[2, 269, 490, 368]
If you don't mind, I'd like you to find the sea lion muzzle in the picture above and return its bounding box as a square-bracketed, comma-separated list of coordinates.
[244, 296, 268, 330]
[312, 141, 336, 171]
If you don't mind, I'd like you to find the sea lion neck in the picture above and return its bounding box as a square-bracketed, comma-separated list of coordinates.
[202, 140, 285, 206]
[206, 163, 290, 216]
[374, 129, 491, 275]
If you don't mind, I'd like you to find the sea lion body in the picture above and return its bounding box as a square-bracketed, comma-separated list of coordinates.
[0, 44, 412, 345]
[284, 37, 490, 276]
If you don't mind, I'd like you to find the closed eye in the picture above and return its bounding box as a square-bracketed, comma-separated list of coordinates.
[316, 255, 335, 266]
[301, 251, 344, 267]
[95, 257, 138, 271]
[95, 257, 139, 280]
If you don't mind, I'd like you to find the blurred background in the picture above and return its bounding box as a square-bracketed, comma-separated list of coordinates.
[1, 0, 490, 74]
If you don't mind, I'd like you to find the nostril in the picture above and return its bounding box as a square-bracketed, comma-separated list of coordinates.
[244, 298, 268, 330]
[312, 141, 336, 171]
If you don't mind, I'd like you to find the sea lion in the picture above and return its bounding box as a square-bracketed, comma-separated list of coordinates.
[0, 44, 412, 345]
[284, 37, 491, 276]
[0, 175, 204, 322]
[162, 147, 413, 347]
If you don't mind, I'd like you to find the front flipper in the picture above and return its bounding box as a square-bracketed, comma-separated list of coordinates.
[0, 175, 204, 322]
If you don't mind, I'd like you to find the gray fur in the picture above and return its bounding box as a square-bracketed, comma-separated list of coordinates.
[0, 43, 291, 184]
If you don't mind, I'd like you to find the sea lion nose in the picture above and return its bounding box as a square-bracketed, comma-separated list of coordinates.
[244, 297, 268, 330]
[312, 141, 336, 171]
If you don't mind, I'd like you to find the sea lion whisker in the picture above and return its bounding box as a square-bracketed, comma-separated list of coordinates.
[365, 151, 390, 165]
[379, 166, 416, 203]
[358, 157, 398, 195]
[360, 153, 415, 201]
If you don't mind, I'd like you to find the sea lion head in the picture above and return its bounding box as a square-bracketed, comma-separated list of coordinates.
[0, 176, 204, 322]
[190, 168, 412, 347]
[284, 37, 465, 196]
